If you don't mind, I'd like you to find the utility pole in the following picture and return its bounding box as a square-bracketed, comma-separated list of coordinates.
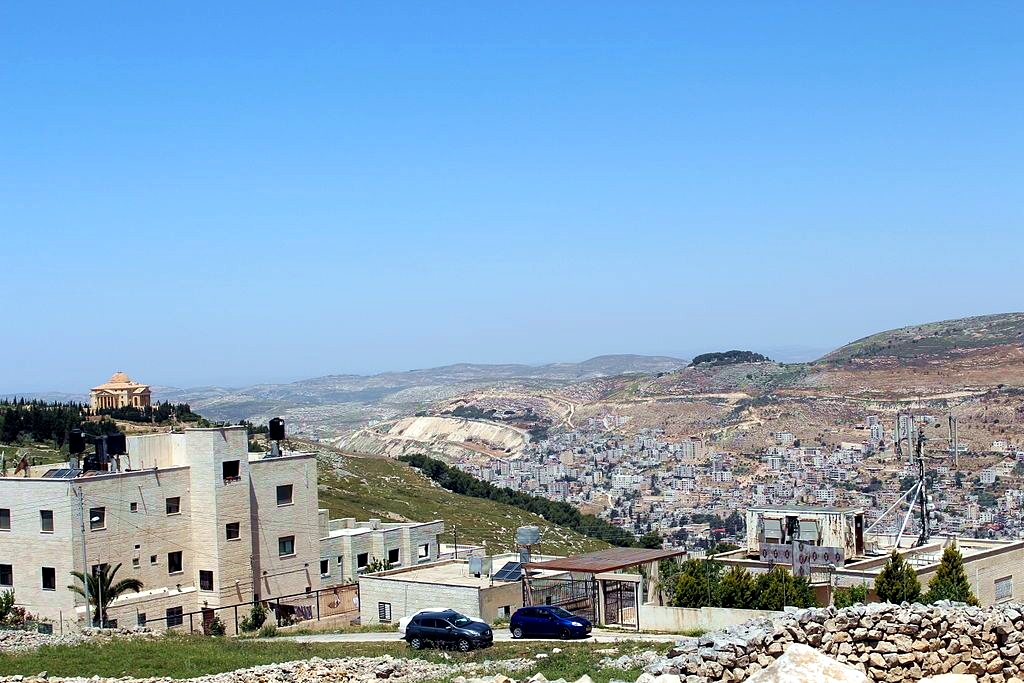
[453, 524, 459, 559]
[77, 486, 91, 626]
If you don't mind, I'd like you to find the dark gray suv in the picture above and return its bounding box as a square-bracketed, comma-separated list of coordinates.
[404, 609, 493, 651]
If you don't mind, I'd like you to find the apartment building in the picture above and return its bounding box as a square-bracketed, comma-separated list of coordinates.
[0, 426, 319, 632]
[317, 514, 444, 583]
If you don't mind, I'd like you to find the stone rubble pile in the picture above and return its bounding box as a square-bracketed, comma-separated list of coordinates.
[0, 655, 535, 683]
[0, 628, 157, 654]
[644, 601, 1024, 683]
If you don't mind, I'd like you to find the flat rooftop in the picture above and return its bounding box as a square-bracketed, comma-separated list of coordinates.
[363, 559, 565, 588]
[525, 547, 687, 574]
[750, 505, 862, 514]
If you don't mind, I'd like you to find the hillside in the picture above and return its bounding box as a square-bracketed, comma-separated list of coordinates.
[312, 444, 610, 556]
[148, 354, 688, 436]
[820, 312, 1024, 363]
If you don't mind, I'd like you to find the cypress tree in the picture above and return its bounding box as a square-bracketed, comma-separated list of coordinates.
[924, 545, 979, 606]
[874, 550, 922, 603]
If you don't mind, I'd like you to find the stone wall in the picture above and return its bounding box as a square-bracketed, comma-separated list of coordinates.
[645, 601, 1024, 683]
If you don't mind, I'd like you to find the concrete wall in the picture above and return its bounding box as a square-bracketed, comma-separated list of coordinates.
[358, 575, 482, 624]
[638, 604, 781, 634]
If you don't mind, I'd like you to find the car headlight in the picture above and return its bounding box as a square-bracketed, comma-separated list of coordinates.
[570, 621, 583, 627]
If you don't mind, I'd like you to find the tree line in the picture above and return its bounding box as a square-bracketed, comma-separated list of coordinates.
[0, 399, 119, 446]
[0, 399, 214, 448]
[399, 453, 640, 547]
[661, 560, 817, 610]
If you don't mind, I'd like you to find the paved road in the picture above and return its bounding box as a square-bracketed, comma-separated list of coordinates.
[279, 629, 682, 645]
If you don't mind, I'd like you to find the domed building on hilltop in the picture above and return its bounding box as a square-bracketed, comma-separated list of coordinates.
[89, 371, 152, 411]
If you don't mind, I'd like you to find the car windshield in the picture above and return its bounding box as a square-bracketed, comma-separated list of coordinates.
[446, 612, 473, 627]
[548, 607, 574, 619]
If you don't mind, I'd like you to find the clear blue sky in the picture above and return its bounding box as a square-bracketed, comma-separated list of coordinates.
[2, 3, 1022, 391]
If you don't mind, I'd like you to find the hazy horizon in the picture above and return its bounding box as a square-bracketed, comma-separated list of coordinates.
[4, 3, 1022, 393]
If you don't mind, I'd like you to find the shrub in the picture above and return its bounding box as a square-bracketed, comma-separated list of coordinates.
[239, 603, 268, 633]
[834, 584, 869, 608]
[258, 622, 277, 638]
[205, 615, 226, 636]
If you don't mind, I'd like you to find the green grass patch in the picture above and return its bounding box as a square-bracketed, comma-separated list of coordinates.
[0, 634, 670, 682]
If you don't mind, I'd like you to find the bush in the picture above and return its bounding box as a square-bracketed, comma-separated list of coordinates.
[239, 603, 268, 633]
[258, 622, 277, 638]
[205, 616, 226, 636]
[834, 584, 869, 608]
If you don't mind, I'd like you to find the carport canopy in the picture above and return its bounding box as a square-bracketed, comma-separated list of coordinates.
[524, 547, 687, 574]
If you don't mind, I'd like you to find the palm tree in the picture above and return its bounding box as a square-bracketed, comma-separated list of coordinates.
[68, 562, 143, 627]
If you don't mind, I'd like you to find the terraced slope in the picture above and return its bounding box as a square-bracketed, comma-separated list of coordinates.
[313, 447, 610, 556]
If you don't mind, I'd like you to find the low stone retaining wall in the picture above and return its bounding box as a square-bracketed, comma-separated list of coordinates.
[644, 601, 1024, 683]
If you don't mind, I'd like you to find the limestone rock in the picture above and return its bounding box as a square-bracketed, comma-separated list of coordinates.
[745, 643, 870, 683]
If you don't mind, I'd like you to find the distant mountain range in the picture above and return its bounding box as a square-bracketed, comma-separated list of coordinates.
[147, 354, 688, 433]
[7, 313, 1023, 436]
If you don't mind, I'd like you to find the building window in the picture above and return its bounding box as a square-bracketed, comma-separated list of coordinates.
[132, 557, 140, 568]
[0, 508, 9, 530]
[150, 555, 158, 565]
[166, 606, 183, 627]
[276, 484, 293, 506]
[417, 544, 430, 560]
[199, 570, 214, 591]
[89, 507, 106, 530]
[40, 510, 54, 533]
[168, 551, 183, 574]
[278, 535, 295, 557]
[387, 548, 400, 565]
[130, 502, 138, 513]
[378, 602, 392, 623]
[996, 576, 1013, 603]
[226, 522, 240, 540]
[222, 460, 240, 482]
[357, 553, 368, 569]
[337, 555, 343, 565]
[137, 613, 147, 626]
[41, 567, 56, 591]
[165, 497, 181, 515]
[0, 564, 12, 587]
[320, 559, 329, 577]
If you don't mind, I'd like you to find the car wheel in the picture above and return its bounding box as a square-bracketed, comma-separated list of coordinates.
[409, 636, 423, 650]
[511, 626, 524, 639]
[559, 628, 571, 640]
[457, 638, 472, 652]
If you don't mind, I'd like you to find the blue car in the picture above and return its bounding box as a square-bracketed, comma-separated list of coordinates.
[510, 605, 592, 639]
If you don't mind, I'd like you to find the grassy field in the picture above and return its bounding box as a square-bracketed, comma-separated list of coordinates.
[0, 635, 670, 683]
[315, 450, 611, 555]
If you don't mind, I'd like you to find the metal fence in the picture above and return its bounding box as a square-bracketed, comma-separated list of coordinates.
[523, 576, 599, 625]
[135, 584, 359, 635]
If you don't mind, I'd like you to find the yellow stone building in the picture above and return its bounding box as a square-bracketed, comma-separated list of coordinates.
[90, 371, 152, 411]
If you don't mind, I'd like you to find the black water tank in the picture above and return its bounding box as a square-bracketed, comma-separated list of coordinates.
[107, 433, 127, 455]
[269, 418, 285, 441]
[69, 429, 86, 455]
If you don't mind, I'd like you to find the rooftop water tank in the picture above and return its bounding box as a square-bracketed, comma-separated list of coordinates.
[516, 525, 541, 546]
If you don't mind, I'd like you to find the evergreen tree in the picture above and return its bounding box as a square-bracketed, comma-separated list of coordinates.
[671, 559, 722, 608]
[719, 565, 756, 608]
[67, 563, 143, 627]
[754, 566, 818, 610]
[874, 551, 922, 604]
[924, 545, 979, 606]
